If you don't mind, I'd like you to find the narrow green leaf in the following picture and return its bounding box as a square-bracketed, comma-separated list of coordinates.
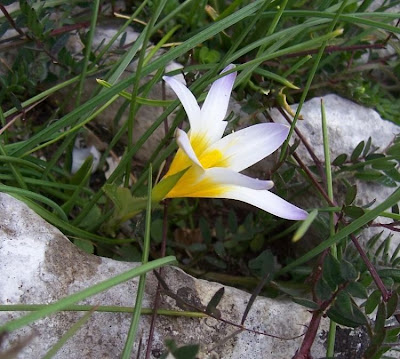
[343, 206, 365, 219]
[345, 282, 368, 299]
[323, 253, 343, 290]
[292, 210, 317, 242]
[151, 167, 189, 203]
[206, 287, 225, 318]
[365, 290, 382, 315]
[292, 297, 320, 310]
[340, 259, 359, 281]
[344, 185, 357, 206]
[386, 292, 398, 318]
[332, 153, 347, 166]
[350, 141, 365, 162]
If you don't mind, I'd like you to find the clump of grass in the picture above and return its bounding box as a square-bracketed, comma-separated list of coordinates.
[0, 0, 399, 358]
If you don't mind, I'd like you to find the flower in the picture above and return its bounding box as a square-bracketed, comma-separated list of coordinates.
[161, 65, 307, 220]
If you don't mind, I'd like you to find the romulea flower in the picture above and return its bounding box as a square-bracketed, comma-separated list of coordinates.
[160, 64, 307, 220]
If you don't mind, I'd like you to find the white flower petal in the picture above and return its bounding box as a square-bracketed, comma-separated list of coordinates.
[163, 76, 201, 133]
[206, 123, 289, 172]
[206, 167, 274, 190]
[222, 186, 308, 220]
[200, 65, 237, 141]
[175, 128, 203, 169]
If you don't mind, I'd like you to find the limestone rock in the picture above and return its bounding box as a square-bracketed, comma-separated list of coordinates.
[269, 94, 399, 255]
[0, 193, 331, 358]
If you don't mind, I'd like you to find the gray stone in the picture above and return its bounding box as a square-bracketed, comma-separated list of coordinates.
[269, 94, 399, 255]
[0, 193, 330, 359]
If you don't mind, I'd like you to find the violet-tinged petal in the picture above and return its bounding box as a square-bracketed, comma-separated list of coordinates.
[222, 186, 308, 220]
[205, 167, 274, 190]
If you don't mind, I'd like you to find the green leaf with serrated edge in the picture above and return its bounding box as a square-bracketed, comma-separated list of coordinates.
[323, 253, 343, 290]
[151, 167, 189, 203]
[365, 290, 381, 315]
[332, 153, 347, 166]
[343, 206, 365, 219]
[345, 185, 357, 206]
[345, 282, 368, 299]
[351, 141, 365, 162]
[206, 287, 224, 317]
[292, 210, 317, 242]
[340, 259, 359, 281]
[292, 297, 319, 310]
[378, 269, 400, 282]
[316, 278, 333, 302]
[386, 292, 398, 318]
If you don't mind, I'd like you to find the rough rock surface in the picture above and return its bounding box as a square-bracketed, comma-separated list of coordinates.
[269, 94, 399, 254]
[0, 193, 331, 359]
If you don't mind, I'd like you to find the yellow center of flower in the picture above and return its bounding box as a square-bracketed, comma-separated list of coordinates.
[163, 133, 229, 198]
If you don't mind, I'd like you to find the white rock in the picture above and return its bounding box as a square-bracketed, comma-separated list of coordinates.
[0, 193, 332, 359]
[269, 94, 399, 255]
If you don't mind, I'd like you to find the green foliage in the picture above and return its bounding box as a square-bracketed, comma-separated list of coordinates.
[0, 0, 399, 357]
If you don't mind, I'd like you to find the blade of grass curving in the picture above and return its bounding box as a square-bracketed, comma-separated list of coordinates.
[0, 185, 67, 221]
[8, 194, 135, 244]
[0, 304, 205, 318]
[28, 95, 119, 157]
[254, 68, 299, 89]
[239, 0, 289, 84]
[277, 187, 400, 276]
[0, 256, 176, 334]
[72, 69, 164, 226]
[2, 74, 97, 120]
[321, 99, 337, 357]
[282, 55, 313, 77]
[61, 160, 92, 215]
[124, 0, 167, 187]
[8, 0, 265, 158]
[42, 308, 96, 359]
[220, 0, 274, 69]
[153, 0, 195, 31]
[143, 25, 181, 66]
[96, 79, 172, 106]
[0, 143, 27, 190]
[279, 0, 349, 162]
[0, 175, 93, 195]
[75, 0, 100, 106]
[94, 1, 149, 66]
[121, 166, 153, 358]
